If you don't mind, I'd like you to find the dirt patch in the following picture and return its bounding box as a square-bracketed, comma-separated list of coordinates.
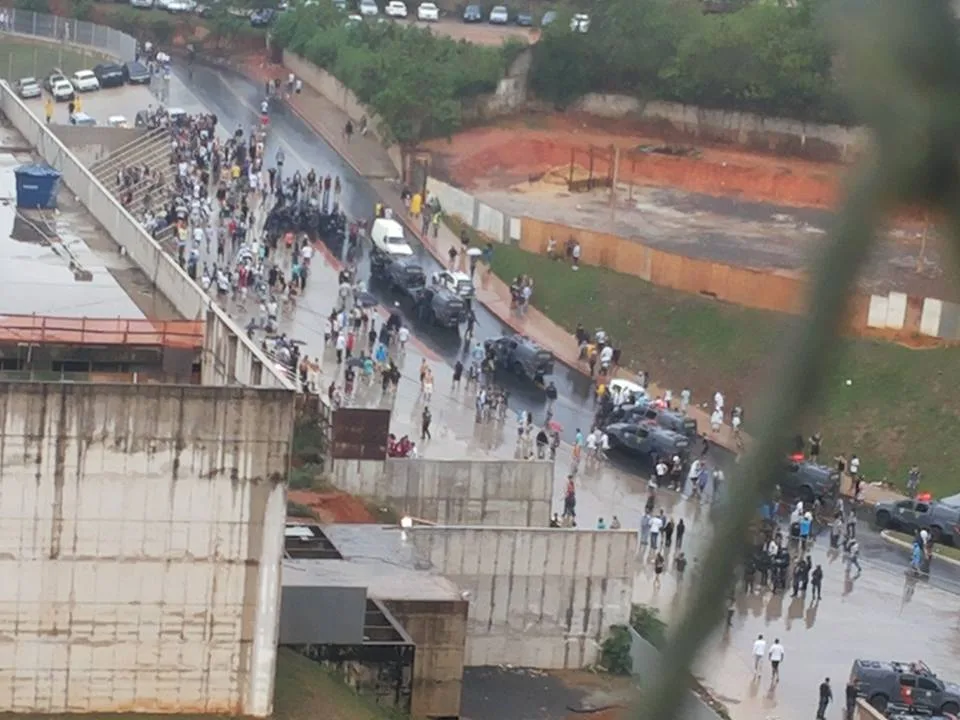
[288, 490, 376, 523]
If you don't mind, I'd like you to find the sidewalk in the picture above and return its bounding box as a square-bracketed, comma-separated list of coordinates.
[240, 53, 908, 507]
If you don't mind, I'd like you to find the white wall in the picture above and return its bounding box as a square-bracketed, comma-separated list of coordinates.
[0, 81, 292, 391]
[426, 177, 476, 224]
[0, 382, 294, 715]
[410, 527, 636, 669]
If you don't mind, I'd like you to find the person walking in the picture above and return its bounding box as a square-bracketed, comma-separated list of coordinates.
[421, 406, 432, 440]
[845, 678, 860, 720]
[649, 512, 663, 549]
[817, 678, 833, 720]
[768, 639, 785, 683]
[675, 518, 686, 549]
[752, 634, 767, 676]
[811, 564, 824, 600]
[847, 539, 862, 576]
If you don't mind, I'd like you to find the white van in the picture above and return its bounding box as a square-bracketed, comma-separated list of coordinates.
[371, 218, 413, 257]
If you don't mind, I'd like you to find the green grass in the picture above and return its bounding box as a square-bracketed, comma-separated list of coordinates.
[462, 219, 960, 498]
[0, 38, 108, 84]
[887, 531, 960, 561]
[0, 648, 399, 720]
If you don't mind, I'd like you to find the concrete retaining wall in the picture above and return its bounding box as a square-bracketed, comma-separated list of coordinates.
[0, 80, 293, 390]
[50, 125, 146, 166]
[0, 382, 294, 715]
[409, 527, 636, 669]
[572, 95, 868, 163]
[332, 459, 552, 526]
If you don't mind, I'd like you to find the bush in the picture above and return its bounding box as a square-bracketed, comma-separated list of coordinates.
[530, 0, 854, 124]
[630, 604, 667, 649]
[272, 6, 515, 145]
[600, 624, 633, 675]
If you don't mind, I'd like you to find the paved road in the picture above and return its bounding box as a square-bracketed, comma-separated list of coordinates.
[76, 56, 960, 720]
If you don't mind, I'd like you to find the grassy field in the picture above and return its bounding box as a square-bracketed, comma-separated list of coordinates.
[887, 531, 960, 561]
[0, 648, 396, 720]
[0, 37, 107, 84]
[465, 222, 960, 497]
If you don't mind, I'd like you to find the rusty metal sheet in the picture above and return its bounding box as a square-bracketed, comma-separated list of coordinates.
[331, 408, 390, 460]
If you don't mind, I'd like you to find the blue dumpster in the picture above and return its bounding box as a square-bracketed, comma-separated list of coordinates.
[15, 164, 62, 209]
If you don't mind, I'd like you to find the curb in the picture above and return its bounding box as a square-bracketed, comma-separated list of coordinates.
[879, 529, 960, 568]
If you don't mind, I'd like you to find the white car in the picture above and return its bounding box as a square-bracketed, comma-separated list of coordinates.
[71, 70, 100, 92]
[416, 1, 438, 20]
[359, 0, 379, 15]
[488, 4, 508, 23]
[385, 0, 407, 17]
[570, 12, 589, 32]
[165, 0, 196, 11]
[346, 12, 363, 23]
[608, 379, 647, 402]
[130, 0, 154, 7]
[432, 270, 474, 298]
[51, 79, 75, 102]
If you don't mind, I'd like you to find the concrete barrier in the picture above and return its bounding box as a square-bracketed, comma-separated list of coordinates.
[409, 526, 636, 669]
[426, 177, 476, 225]
[333, 458, 552, 526]
[475, 202, 506, 242]
[0, 81, 293, 390]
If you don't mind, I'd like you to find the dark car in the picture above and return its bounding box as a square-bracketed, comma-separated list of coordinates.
[415, 287, 466, 329]
[484, 335, 555, 383]
[875, 494, 960, 545]
[463, 4, 482, 21]
[609, 399, 698, 439]
[604, 422, 690, 461]
[384, 257, 427, 302]
[124, 61, 151, 85]
[779, 459, 840, 505]
[851, 660, 960, 715]
[93, 63, 126, 88]
[250, 8, 277, 25]
[515, 11, 532, 25]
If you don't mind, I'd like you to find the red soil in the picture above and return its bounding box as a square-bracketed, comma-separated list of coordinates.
[288, 489, 376, 524]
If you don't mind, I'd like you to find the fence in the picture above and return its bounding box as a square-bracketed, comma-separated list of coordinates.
[1, 9, 136, 62]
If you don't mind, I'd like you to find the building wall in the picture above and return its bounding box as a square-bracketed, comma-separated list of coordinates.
[409, 527, 636, 669]
[332, 459, 552, 527]
[0, 382, 294, 715]
[385, 599, 468, 720]
[50, 125, 147, 167]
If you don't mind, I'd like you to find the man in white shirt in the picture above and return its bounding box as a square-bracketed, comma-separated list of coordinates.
[752, 634, 767, 675]
[655, 459, 668, 486]
[849, 454, 860, 478]
[397, 326, 410, 350]
[649, 514, 663, 548]
[768, 639, 785, 682]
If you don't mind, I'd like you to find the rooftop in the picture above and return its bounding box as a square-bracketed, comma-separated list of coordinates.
[0, 125, 178, 321]
[282, 524, 463, 602]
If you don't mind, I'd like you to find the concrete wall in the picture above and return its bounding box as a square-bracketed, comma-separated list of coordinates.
[332, 458, 553, 527]
[50, 125, 146, 167]
[0, 381, 295, 715]
[0, 81, 293, 390]
[571, 96, 868, 163]
[409, 527, 636, 669]
[385, 599, 468, 719]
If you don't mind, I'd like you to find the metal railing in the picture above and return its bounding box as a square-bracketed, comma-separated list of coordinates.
[0, 9, 135, 60]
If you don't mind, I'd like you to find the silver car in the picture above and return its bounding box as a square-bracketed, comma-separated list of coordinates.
[16, 77, 41, 99]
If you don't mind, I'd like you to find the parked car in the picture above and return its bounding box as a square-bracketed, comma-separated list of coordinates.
[779, 459, 840, 505]
[463, 3, 482, 21]
[608, 400, 698, 439]
[540, 9, 556, 25]
[417, 1, 438, 20]
[484, 335, 555, 383]
[345, 13, 363, 24]
[124, 60, 151, 85]
[415, 287, 466, 328]
[383, 257, 427, 302]
[488, 4, 509, 23]
[431, 269, 474, 299]
[130, 0, 155, 7]
[108, 115, 130, 128]
[165, 0, 197, 11]
[50, 78, 75, 102]
[515, 11, 532, 25]
[43, 70, 67, 93]
[385, 0, 407, 16]
[851, 660, 960, 715]
[604, 422, 691, 462]
[607, 378, 647, 402]
[93, 63, 125, 88]
[71, 70, 100, 92]
[69, 112, 97, 126]
[15, 77, 41, 99]
[359, 0, 379, 15]
[570, 12, 589, 31]
[370, 217, 414, 263]
[250, 8, 277, 25]
[875, 493, 960, 544]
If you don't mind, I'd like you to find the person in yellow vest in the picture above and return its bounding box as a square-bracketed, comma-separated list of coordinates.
[374, 201, 383, 218]
[410, 192, 422, 219]
[73, 93, 82, 113]
[44, 97, 54, 125]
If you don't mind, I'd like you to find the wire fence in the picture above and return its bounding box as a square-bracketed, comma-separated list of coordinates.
[0, 9, 136, 81]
